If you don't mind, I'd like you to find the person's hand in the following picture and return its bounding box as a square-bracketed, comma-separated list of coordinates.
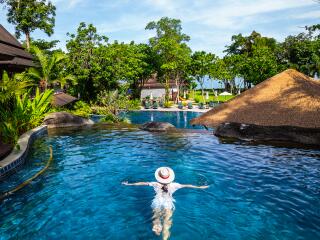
[122, 181, 129, 185]
[199, 185, 209, 189]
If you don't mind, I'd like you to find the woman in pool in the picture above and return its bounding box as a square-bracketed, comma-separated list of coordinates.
[122, 167, 209, 240]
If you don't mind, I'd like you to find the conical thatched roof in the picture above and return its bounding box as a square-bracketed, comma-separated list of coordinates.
[191, 69, 320, 128]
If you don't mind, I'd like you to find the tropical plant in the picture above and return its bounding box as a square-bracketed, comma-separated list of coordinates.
[0, 88, 53, 145]
[25, 46, 77, 89]
[0, 71, 32, 104]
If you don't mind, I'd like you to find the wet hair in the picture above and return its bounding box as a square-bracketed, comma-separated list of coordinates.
[161, 184, 168, 193]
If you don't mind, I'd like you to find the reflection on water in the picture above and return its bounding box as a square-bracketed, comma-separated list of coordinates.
[0, 126, 319, 240]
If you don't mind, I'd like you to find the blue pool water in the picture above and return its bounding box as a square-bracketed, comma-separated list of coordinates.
[0, 125, 320, 239]
[96, 110, 204, 129]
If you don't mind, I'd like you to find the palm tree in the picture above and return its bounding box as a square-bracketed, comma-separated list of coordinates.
[26, 46, 76, 90]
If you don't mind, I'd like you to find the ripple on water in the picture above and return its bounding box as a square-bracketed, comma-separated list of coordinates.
[0, 126, 320, 240]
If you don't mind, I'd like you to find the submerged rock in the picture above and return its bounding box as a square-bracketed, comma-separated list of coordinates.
[215, 122, 320, 146]
[140, 122, 176, 132]
[43, 112, 94, 129]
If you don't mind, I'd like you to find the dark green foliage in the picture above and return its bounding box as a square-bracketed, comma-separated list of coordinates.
[277, 32, 320, 77]
[146, 17, 192, 103]
[1, 0, 56, 49]
[190, 51, 217, 102]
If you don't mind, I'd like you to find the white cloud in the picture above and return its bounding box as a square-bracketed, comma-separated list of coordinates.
[51, 0, 85, 9]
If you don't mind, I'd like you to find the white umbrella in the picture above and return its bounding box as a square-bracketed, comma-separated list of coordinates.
[205, 91, 209, 100]
[150, 92, 153, 100]
[219, 91, 232, 101]
[183, 91, 186, 99]
[219, 91, 232, 96]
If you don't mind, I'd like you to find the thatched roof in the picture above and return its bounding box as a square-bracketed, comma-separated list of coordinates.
[52, 92, 77, 107]
[0, 24, 35, 71]
[191, 69, 320, 128]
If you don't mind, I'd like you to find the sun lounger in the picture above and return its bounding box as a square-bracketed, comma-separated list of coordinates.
[153, 101, 158, 109]
[199, 102, 205, 109]
[145, 101, 151, 109]
[178, 102, 183, 109]
[187, 102, 193, 109]
[209, 101, 215, 108]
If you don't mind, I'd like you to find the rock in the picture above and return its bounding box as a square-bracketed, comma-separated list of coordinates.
[140, 122, 176, 132]
[0, 138, 13, 160]
[43, 112, 94, 129]
[214, 122, 320, 146]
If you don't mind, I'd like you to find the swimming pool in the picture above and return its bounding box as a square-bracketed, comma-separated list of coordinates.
[0, 125, 320, 239]
[93, 111, 204, 129]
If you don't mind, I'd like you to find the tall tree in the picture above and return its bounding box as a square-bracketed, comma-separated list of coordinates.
[146, 17, 191, 103]
[66, 22, 108, 101]
[210, 56, 236, 93]
[277, 32, 320, 77]
[1, 0, 56, 49]
[190, 51, 217, 102]
[224, 31, 280, 86]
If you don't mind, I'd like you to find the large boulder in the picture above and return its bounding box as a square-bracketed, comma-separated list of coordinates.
[43, 112, 94, 129]
[215, 122, 320, 146]
[140, 122, 176, 132]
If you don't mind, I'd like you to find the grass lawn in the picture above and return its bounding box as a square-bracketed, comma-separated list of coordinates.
[188, 90, 235, 103]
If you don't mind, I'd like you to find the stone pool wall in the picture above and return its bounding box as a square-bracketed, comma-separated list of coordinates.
[0, 125, 47, 180]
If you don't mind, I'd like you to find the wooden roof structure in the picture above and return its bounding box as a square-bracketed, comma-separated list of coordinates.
[0, 24, 35, 72]
[191, 69, 320, 128]
[142, 74, 186, 89]
[52, 92, 77, 107]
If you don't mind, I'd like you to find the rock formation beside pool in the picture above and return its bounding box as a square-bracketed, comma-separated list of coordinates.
[140, 122, 176, 132]
[190, 69, 320, 146]
[215, 122, 320, 145]
[43, 112, 94, 129]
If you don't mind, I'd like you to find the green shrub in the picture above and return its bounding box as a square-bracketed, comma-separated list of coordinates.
[0, 88, 53, 146]
[71, 100, 92, 118]
[164, 101, 173, 108]
[99, 113, 120, 123]
[194, 96, 200, 103]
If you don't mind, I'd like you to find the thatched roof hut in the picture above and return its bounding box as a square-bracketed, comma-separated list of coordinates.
[52, 92, 77, 107]
[191, 69, 320, 129]
[0, 24, 35, 73]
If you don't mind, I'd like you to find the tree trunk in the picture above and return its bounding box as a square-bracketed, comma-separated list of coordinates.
[165, 76, 170, 104]
[175, 75, 179, 103]
[25, 31, 31, 50]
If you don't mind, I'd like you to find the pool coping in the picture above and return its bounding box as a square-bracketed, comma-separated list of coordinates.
[0, 125, 48, 180]
[138, 107, 209, 113]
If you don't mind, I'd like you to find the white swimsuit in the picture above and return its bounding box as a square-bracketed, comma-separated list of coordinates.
[149, 182, 183, 210]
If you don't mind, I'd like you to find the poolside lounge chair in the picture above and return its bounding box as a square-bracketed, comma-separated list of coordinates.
[178, 102, 183, 109]
[199, 102, 205, 109]
[209, 101, 215, 108]
[187, 102, 193, 109]
[159, 100, 164, 108]
[153, 101, 159, 109]
[145, 101, 151, 109]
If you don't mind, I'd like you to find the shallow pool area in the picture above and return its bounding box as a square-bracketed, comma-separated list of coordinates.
[112, 110, 204, 129]
[0, 123, 319, 240]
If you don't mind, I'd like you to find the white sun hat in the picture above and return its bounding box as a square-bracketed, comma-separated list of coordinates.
[155, 167, 175, 184]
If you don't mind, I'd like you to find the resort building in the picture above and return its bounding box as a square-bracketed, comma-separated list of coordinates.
[141, 75, 186, 101]
[0, 24, 34, 75]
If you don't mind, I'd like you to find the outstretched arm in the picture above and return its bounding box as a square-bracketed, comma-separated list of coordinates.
[122, 181, 149, 186]
[180, 184, 209, 189]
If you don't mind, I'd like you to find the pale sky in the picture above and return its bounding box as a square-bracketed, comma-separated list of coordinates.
[0, 0, 319, 56]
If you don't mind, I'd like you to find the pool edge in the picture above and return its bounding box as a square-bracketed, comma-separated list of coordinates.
[0, 125, 48, 180]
